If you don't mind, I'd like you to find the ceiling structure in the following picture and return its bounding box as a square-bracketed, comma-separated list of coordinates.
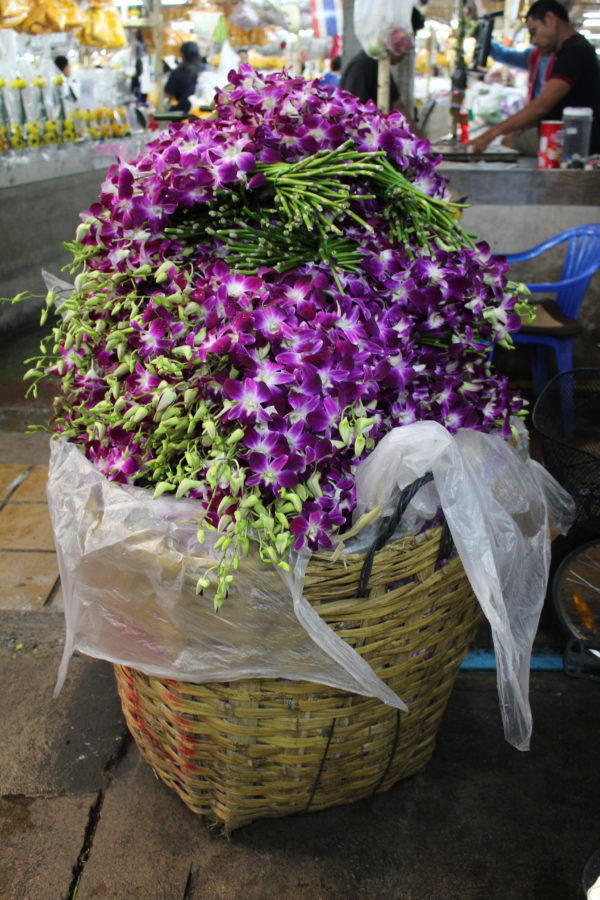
[418, 0, 597, 22]
[148, 0, 600, 49]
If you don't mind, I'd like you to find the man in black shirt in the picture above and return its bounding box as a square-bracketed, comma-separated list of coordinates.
[472, 0, 600, 154]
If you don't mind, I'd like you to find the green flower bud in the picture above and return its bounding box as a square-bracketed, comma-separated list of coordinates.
[153, 481, 176, 499]
[157, 388, 178, 412]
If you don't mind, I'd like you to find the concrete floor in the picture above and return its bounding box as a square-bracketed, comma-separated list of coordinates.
[0, 329, 598, 900]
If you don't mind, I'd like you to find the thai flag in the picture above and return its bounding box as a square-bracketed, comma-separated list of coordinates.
[310, 0, 343, 38]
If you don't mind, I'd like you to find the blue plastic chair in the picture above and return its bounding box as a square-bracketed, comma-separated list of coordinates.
[500, 225, 600, 397]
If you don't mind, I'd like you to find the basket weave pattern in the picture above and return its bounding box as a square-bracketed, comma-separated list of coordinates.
[114, 524, 480, 832]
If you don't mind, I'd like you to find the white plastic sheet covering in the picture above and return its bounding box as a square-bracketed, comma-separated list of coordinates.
[50, 439, 406, 712]
[354, 420, 574, 750]
[48, 422, 574, 750]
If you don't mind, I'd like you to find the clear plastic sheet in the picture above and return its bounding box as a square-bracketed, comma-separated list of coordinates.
[48, 421, 574, 750]
[49, 439, 405, 711]
[42, 269, 73, 309]
[354, 421, 575, 750]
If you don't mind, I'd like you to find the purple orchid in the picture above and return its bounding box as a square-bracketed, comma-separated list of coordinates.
[38, 65, 530, 590]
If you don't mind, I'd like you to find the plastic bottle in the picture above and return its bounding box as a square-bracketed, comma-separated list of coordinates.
[561, 106, 593, 168]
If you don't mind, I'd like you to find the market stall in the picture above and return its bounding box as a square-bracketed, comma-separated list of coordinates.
[0, 0, 346, 334]
[438, 156, 600, 332]
[2, 0, 599, 339]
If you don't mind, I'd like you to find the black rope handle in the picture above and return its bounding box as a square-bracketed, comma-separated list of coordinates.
[358, 472, 454, 595]
[438, 517, 455, 563]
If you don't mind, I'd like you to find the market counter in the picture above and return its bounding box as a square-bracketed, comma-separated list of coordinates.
[438, 156, 600, 208]
[0, 134, 149, 335]
[2, 143, 599, 336]
[438, 156, 600, 335]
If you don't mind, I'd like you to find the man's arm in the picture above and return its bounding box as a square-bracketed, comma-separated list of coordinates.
[471, 76, 571, 153]
[489, 40, 532, 71]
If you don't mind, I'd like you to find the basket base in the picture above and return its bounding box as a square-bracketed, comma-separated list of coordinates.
[114, 528, 481, 832]
[116, 666, 452, 833]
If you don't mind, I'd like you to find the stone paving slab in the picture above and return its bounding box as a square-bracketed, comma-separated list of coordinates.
[0, 464, 28, 501]
[0, 432, 50, 466]
[0, 650, 125, 796]
[0, 793, 96, 900]
[0, 550, 58, 610]
[77, 749, 209, 900]
[9, 464, 49, 502]
[0, 500, 55, 551]
[0, 461, 60, 612]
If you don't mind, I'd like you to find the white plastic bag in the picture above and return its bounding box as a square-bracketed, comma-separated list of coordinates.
[41, 269, 73, 310]
[354, 421, 575, 750]
[229, 1, 261, 31]
[354, 0, 414, 59]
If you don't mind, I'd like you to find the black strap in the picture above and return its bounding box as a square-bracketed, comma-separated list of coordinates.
[358, 473, 434, 595]
[358, 472, 454, 594]
[369, 709, 401, 797]
[304, 720, 336, 812]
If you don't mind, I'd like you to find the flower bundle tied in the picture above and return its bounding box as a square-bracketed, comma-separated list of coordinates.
[23, 66, 532, 608]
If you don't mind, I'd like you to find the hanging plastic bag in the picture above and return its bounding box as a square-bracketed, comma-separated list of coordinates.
[16, 0, 85, 33]
[354, 0, 414, 59]
[77, 0, 126, 49]
[229, 1, 262, 32]
[354, 420, 575, 751]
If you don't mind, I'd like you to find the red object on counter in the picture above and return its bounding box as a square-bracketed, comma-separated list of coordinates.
[537, 120, 564, 169]
[459, 111, 469, 144]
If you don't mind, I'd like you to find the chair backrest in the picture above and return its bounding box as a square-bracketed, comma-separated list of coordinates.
[559, 225, 600, 318]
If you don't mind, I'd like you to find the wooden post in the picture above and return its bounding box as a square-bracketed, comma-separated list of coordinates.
[152, 0, 164, 111]
[377, 55, 390, 113]
[425, 29, 434, 99]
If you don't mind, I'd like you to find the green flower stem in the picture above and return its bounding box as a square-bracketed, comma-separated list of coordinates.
[0, 90, 10, 130]
[18, 91, 27, 127]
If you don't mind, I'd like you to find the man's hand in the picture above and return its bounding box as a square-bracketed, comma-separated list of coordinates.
[469, 78, 570, 155]
[471, 126, 500, 154]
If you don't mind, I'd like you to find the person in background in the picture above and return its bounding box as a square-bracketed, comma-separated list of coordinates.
[321, 55, 342, 89]
[472, 0, 600, 154]
[489, 40, 554, 102]
[53, 55, 77, 104]
[340, 49, 403, 109]
[164, 41, 203, 115]
[488, 39, 555, 155]
[340, 6, 424, 120]
[238, 47, 249, 65]
[131, 29, 151, 105]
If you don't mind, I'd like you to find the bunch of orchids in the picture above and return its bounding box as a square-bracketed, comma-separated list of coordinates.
[25, 66, 531, 607]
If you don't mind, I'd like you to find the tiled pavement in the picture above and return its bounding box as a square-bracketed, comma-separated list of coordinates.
[0, 461, 62, 612]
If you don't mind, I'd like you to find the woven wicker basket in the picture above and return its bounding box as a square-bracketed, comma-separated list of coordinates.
[114, 508, 481, 833]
